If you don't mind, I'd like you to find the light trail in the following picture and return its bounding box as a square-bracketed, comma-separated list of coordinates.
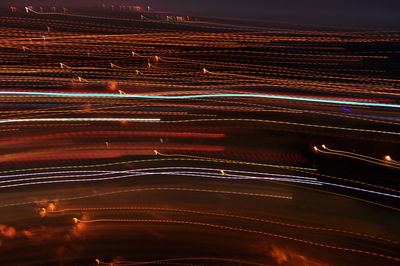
[95, 257, 267, 266]
[0, 167, 317, 180]
[316, 145, 400, 169]
[1, 7, 399, 266]
[45, 206, 399, 245]
[154, 151, 400, 194]
[1, 91, 399, 109]
[0, 167, 398, 199]
[0, 158, 315, 175]
[73, 218, 400, 263]
[157, 118, 400, 136]
[0, 170, 318, 190]
[0, 118, 160, 124]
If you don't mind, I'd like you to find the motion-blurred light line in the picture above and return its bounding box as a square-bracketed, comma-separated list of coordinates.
[0, 118, 160, 124]
[0, 91, 399, 109]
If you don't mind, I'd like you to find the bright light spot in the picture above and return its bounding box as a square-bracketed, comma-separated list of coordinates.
[47, 202, 56, 211]
[384, 155, 392, 161]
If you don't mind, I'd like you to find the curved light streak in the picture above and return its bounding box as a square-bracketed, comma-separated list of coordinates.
[0, 168, 398, 199]
[0, 167, 317, 180]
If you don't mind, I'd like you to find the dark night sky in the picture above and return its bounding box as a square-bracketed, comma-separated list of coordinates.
[2, 0, 400, 29]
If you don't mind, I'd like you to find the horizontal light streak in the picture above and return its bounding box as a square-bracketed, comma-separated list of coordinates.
[0, 167, 397, 199]
[0, 118, 160, 124]
[0, 91, 399, 109]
